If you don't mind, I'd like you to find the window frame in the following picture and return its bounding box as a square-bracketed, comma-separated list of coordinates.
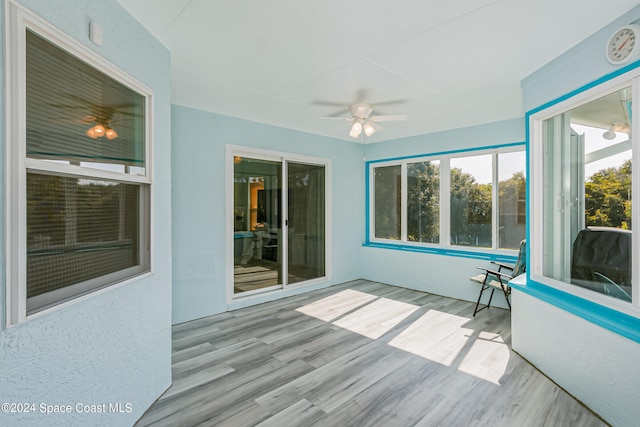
[528, 71, 640, 317]
[367, 144, 526, 260]
[5, 3, 154, 326]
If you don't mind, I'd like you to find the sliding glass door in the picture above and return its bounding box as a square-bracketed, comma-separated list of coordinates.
[288, 162, 325, 285]
[232, 152, 327, 296]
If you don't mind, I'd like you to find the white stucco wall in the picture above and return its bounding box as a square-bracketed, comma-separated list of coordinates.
[512, 290, 640, 426]
[0, 1, 172, 426]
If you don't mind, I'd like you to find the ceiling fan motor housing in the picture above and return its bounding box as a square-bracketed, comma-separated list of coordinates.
[350, 103, 373, 119]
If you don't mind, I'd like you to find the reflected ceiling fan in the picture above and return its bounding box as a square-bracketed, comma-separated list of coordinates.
[321, 103, 407, 138]
[47, 94, 140, 140]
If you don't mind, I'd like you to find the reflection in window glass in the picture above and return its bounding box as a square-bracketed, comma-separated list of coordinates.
[498, 152, 526, 249]
[233, 158, 282, 294]
[374, 165, 401, 240]
[407, 161, 439, 243]
[26, 30, 146, 175]
[577, 122, 633, 230]
[542, 87, 632, 302]
[450, 155, 492, 248]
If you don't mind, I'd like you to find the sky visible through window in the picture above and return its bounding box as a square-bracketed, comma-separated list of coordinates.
[450, 150, 525, 185]
[573, 124, 631, 178]
[452, 122, 630, 185]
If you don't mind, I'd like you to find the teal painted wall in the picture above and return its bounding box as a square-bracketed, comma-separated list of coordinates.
[170, 112, 525, 323]
[522, 5, 640, 111]
[171, 105, 364, 324]
[4, 1, 636, 424]
[515, 5, 640, 426]
[363, 118, 524, 161]
[0, 1, 172, 426]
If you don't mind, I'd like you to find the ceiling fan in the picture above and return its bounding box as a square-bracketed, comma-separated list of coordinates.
[321, 103, 408, 138]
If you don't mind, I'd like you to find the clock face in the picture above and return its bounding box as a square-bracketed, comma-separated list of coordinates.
[607, 26, 640, 65]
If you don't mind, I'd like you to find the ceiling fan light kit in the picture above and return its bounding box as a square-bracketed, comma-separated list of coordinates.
[321, 102, 407, 139]
[363, 122, 376, 137]
[349, 120, 363, 138]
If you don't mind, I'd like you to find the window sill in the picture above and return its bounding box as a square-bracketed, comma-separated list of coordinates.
[510, 275, 640, 344]
[362, 241, 518, 263]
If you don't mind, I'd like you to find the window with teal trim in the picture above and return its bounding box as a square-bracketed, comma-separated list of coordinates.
[537, 85, 634, 304]
[370, 146, 525, 253]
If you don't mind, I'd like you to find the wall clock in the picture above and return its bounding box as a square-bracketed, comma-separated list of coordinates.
[606, 24, 640, 65]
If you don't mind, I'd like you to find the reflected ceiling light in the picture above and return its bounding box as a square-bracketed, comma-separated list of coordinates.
[86, 126, 97, 139]
[349, 120, 363, 138]
[86, 123, 118, 140]
[105, 128, 118, 140]
[363, 122, 376, 137]
[603, 124, 617, 140]
[93, 123, 105, 136]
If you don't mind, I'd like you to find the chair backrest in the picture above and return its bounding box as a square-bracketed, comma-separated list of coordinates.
[512, 239, 526, 277]
[571, 227, 631, 287]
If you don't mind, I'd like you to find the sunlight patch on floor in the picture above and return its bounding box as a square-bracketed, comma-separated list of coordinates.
[388, 310, 472, 366]
[332, 297, 419, 339]
[457, 331, 510, 384]
[295, 289, 377, 322]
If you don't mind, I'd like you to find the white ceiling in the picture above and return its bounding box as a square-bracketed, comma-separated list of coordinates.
[116, 0, 639, 143]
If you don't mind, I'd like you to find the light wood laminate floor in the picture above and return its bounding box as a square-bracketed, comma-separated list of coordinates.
[136, 280, 606, 427]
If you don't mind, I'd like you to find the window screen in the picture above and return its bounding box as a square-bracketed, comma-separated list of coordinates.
[27, 173, 141, 304]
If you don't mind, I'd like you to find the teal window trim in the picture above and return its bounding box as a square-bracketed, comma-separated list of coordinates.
[365, 141, 526, 255]
[363, 241, 518, 263]
[366, 141, 525, 166]
[526, 57, 640, 117]
[512, 276, 640, 344]
[524, 57, 640, 343]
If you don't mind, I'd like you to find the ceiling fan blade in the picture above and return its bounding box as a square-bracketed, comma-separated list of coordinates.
[368, 121, 384, 131]
[319, 116, 353, 120]
[354, 89, 370, 103]
[373, 99, 408, 107]
[370, 114, 408, 122]
[46, 114, 97, 123]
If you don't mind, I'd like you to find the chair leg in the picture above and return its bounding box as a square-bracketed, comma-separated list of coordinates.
[473, 285, 495, 317]
[487, 287, 495, 309]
